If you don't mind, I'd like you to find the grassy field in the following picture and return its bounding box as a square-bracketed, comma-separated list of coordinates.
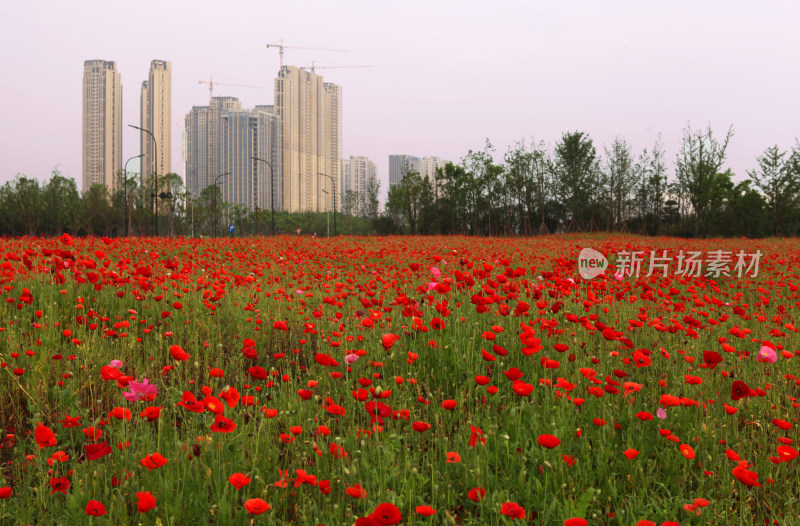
[0, 234, 798, 525]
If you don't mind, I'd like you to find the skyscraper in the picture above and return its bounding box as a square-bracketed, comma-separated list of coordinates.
[420, 156, 447, 196]
[184, 98, 281, 212]
[218, 106, 282, 212]
[185, 97, 242, 200]
[82, 60, 122, 193]
[274, 66, 341, 213]
[341, 156, 377, 214]
[140, 60, 171, 188]
[389, 155, 421, 187]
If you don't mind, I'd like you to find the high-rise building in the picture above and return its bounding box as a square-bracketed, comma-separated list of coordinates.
[82, 60, 122, 193]
[389, 155, 449, 193]
[185, 97, 241, 200]
[184, 98, 281, 212]
[341, 156, 377, 214]
[274, 66, 341, 213]
[139, 60, 172, 188]
[420, 156, 447, 195]
[388, 155, 421, 187]
[218, 106, 282, 211]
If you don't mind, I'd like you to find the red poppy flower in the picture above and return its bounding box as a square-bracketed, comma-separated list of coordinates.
[412, 421, 431, 432]
[416, 505, 436, 516]
[370, 502, 402, 525]
[109, 407, 132, 421]
[468, 487, 486, 502]
[85, 500, 106, 516]
[773, 419, 792, 431]
[140, 406, 163, 421]
[446, 451, 461, 463]
[500, 501, 526, 520]
[244, 498, 271, 515]
[209, 414, 236, 433]
[732, 464, 761, 487]
[441, 399, 457, 410]
[345, 484, 367, 499]
[169, 345, 190, 361]
[140, 452, 168, 471]
[176, 392, 205, 413]
[136, 491, 157, 513]
[35, 423, 57, 449]
[623, 448, 639, 460]
[330, 443, 348, 459]
[512, 381, 535, 396]
[84, 441, 112, 461]
[0, 487, 11, 499]
[564, 519, 588, 526]
[49, 476, 70, 494]
[228, 473, 251, 489]
[538, 434, 561, 449]
[59, 415, 82, 428]
[82, 426, 102, 441]
[731, 380, 755, 401]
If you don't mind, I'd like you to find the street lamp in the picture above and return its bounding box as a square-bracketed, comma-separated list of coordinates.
[251, 156, 275, 235]
[317, 172, 336, 236]
[212, 172, 230, 239]
[320, 188, 330, 237]
[123, 153, 143, 237]
[128, 124, 158, 236]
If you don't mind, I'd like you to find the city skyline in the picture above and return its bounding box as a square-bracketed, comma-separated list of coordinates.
[3, 1, 800, 201]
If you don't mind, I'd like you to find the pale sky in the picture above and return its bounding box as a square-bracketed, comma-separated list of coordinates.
[1, 0, 798, 198]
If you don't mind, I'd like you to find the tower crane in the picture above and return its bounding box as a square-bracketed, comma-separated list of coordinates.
[299, 62, 373, 73]
[266, 39, 349, 69]
[198, 77, 263, 102]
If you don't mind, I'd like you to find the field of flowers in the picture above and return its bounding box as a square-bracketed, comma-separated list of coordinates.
[0, 234, 798, 525]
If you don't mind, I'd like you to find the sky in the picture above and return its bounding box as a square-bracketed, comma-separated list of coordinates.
[1, 0, 798, 199]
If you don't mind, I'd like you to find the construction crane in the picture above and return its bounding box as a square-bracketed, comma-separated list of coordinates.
[266, 39, 349, 69]
[199, 77, 263, 101]
[299, 61, 373, 73]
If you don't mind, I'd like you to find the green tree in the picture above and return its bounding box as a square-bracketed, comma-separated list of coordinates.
[385, 170, 429, 235]
[747, 145, 799, 235]
[42, 168, 79, 235]
[675, 124, 733, 237]
[603, 137, 636, 230]
[11, 175, 46, 236]
[554, 131, 599, 231]
[81, 184, 114, 236]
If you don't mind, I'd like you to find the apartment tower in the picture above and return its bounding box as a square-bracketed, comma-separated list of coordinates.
[140, 60, 172, 189]
[274, 66, 341, 213]
[185, 98, 281, 211]
[341, 156, 377, 213]
[388, 155, 421, 187]
[82, 60, 122, 193]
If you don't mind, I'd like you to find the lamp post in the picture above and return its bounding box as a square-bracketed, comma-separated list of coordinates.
[251, 156, 275, 235]
[212, 172, 230, 239]
[128, 124, 158, 236]
[317, 172, 336, 236]
[320, 188, 330, 237]
[123, 153, 143, 237]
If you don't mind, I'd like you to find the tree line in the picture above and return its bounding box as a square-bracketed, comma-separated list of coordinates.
[2, 123, 799, 239]
[384, 124, 800, 238]
[0, 169, 380, 238]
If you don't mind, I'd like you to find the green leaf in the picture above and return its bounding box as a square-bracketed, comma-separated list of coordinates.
[573, 487, 595, 517]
